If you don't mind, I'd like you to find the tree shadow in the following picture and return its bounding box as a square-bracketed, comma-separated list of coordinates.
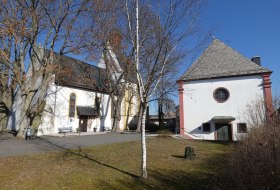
[0, 131, 17, 141]
[203, 140, 235, 145]
[94, 151, 230, 190]
[34, 136, 139, 179]
[171, 155, 185, 159]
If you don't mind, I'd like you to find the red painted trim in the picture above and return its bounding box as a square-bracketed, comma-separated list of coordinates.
[262, 73, 273, 119]
[177, 80, 185, 135]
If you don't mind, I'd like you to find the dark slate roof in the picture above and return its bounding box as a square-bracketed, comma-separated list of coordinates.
[180, 39, 272, 81]
[53, 53, 109, 92]
[76, 106, 98, 116]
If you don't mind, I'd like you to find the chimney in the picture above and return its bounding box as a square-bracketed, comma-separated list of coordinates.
[251, 56, 261, 66]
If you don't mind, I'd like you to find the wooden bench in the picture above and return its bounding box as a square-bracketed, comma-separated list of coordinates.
[58, 127, 73, 133]
[102, 127, 111, 132]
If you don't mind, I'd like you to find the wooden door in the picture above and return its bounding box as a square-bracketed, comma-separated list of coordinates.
[215, 124, 232, 141]
[79, 116, 88, 132]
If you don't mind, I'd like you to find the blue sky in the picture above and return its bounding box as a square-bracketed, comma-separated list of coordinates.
[198, 0, 280, 93]
[150, 0, 280, 114]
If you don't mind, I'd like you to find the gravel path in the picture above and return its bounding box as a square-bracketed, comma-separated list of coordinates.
[0, 133, 141, 157]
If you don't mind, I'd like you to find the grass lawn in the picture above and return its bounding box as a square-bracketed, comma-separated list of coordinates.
[0, 137, 232, 190]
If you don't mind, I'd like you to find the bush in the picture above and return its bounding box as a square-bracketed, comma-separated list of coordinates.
[220, 118, 280, 189]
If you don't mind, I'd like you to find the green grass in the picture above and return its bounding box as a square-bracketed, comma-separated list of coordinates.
[0, 137, 232, 190]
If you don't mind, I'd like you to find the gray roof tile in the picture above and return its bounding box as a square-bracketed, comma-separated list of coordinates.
[180, 39, 271, 81]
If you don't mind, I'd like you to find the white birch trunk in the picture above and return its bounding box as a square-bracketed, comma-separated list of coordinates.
[141, 104, 148, 179]
[135, 0, 148, 179]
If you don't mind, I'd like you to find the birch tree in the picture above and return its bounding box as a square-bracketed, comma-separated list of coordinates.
[124, 0, 206, 179]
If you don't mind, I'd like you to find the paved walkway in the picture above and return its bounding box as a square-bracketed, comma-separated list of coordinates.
[0, 133, 141, 157]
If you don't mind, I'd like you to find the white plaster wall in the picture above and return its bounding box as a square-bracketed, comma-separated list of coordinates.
[182, 75, 264, 140]
[98, 46, 122, 81]
[37, 83, 111, 135]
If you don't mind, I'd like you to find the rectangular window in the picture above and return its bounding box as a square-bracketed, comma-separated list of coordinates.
[203, 123, 211, 132]
[237, 123, 247, 133]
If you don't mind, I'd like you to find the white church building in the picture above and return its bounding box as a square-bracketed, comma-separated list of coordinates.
[177, 39, 273, 141]
[8, 49, 138, 136]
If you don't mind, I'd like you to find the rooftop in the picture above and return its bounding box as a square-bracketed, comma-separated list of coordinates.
[180, 39, 271, 81]
[53, 53, 109, 92]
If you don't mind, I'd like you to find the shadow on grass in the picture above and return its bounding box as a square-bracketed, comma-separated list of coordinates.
[13, 136, 230, 189]
[95, 151, 230, 190]
[171, 155, 185, 159]
[203, 140, 236, 145]
[35, 136, 139, 179]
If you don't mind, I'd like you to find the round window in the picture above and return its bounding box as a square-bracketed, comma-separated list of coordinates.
[213, 88, 230, 103]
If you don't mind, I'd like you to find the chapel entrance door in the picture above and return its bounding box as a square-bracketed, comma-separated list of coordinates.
[215, 123, 232, 141]
[79, 116, 88, 132]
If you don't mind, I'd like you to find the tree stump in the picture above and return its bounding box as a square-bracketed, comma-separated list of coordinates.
[184, 146, 195, 159]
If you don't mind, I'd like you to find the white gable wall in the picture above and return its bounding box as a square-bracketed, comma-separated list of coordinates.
[37, 83, 111, 136]
[183, 75, 264, 141]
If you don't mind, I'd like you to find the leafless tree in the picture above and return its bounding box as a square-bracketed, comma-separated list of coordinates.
[273, 93, 280, 114]
[78, 1, 137, 132]
[243, 96, 267, 129]
[153, 74, 177, 128]
[221, 96, 280, 189]
[123, 0, 207, 179]
[0, 0, 90, 137]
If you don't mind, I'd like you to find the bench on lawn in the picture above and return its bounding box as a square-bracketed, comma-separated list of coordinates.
[58, 127, 73, 133]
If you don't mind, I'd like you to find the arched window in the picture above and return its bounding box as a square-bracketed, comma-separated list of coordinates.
[69, 93, 76, 117]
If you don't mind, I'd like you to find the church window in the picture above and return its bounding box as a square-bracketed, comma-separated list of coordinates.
[213, 88, 230, 103]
